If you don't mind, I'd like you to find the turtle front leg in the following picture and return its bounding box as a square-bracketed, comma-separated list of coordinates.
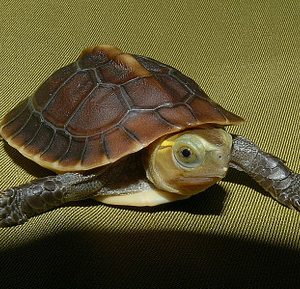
[230, 135, 300, 211]
[0, 173, 103, 227]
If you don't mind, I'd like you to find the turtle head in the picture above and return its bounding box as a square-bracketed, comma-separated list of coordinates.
[145, 128, 232, 196]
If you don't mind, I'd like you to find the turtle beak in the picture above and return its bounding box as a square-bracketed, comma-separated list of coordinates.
[174, 176, 221, 195]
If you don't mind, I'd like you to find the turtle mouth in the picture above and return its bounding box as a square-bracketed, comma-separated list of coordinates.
[175, 176, 221, 195]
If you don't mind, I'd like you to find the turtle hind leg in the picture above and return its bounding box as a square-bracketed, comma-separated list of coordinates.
[230, 135, 300, 211]
[0, 173, 103, 227]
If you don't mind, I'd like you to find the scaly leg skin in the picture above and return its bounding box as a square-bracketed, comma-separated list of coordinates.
[0, 173, 104, 227]
[230, 135, 300, 211]
[0, 155, 140, 227]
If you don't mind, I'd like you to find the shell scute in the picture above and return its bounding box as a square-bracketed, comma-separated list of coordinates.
[40, 130, 70, 163]
[97, 53, 151, 85]
[78, 45, 122, 69]
[33, 63, 78, 111]
[23, 123, 54, 156]
[170, 69, 204, 96]
[188, 97, 227, 124]
[67, 86, 127, 136]
[43, 70, 96, 128]
[59, 137, 87, 168]
[154, 74, 189, 103]
[1, 100, 31, 143]
[104, 127, 143, 160]
[81, 135, 109, 168]
[134, 55, 170, 74]
[123, 76, 173, 109]
[157, 104, 197, 128]
[10, 112, 41, 147]
[123, 111, 176, 144]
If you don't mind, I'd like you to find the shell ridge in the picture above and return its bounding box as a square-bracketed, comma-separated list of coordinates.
[75, 59, 82, 70]
[154, 110, 182, 129]
[21, 111, 42, 148]
[38, 127, 56, 157]
[101, 133, 111, 161]
[79, 138, 88, 166]
[57, 134, 72, 163]
[118, 85, 133, 110]
[64, 83, 99, 129]
[9, 108, 34, 141]
[119, 125, 143, 145]
[184, 101, 201, 123]
[184, 94, 196, 104]
[133, 54, 171, 71]
[181, 103, 198, 122]
[150, 75, 176, 107]
[212, 105, 231, 124]
[110, 106, 173, 136]
[22, 120, 42, 149]
[93, 67, 104, 83]
[116, 75, 149, 87]
[169, 70, 199, 95]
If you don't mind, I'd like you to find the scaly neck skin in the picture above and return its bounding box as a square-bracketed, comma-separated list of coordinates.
[230, 135, 300, 211]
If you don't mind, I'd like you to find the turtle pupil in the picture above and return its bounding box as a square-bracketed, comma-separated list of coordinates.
[181, 148, 191, 158]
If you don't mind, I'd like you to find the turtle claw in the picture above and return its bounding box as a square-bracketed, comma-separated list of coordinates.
[275, 174, 300, 211]
[0, 189, 28, 227]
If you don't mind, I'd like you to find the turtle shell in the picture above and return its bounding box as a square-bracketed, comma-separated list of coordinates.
[0, 45, 243, 172]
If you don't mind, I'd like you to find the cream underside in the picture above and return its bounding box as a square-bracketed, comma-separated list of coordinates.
[94, 187, 190, 207]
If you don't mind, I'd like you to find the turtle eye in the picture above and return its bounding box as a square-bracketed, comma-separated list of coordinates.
[172, 134, 206, 169]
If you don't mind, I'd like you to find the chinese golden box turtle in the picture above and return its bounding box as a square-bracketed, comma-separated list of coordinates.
[0, 45, 299, 226]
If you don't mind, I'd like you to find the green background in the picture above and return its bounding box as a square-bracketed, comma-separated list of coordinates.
[0, 1, 299, 288]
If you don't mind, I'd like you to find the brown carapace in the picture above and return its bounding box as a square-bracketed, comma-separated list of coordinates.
[0, 45, 243, 172]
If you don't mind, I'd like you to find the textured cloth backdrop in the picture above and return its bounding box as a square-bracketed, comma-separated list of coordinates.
[0, 1, 299, 289]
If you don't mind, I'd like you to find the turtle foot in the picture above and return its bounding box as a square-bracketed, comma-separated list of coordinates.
[0, 189, 28, 227]
[0, 172, 104, 227]
[231, 135, 300, 212]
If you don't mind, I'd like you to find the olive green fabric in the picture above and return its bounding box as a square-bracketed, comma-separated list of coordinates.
[0, 1, 299, 288]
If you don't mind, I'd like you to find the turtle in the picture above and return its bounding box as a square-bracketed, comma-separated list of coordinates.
[0, 45, 299, 227]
